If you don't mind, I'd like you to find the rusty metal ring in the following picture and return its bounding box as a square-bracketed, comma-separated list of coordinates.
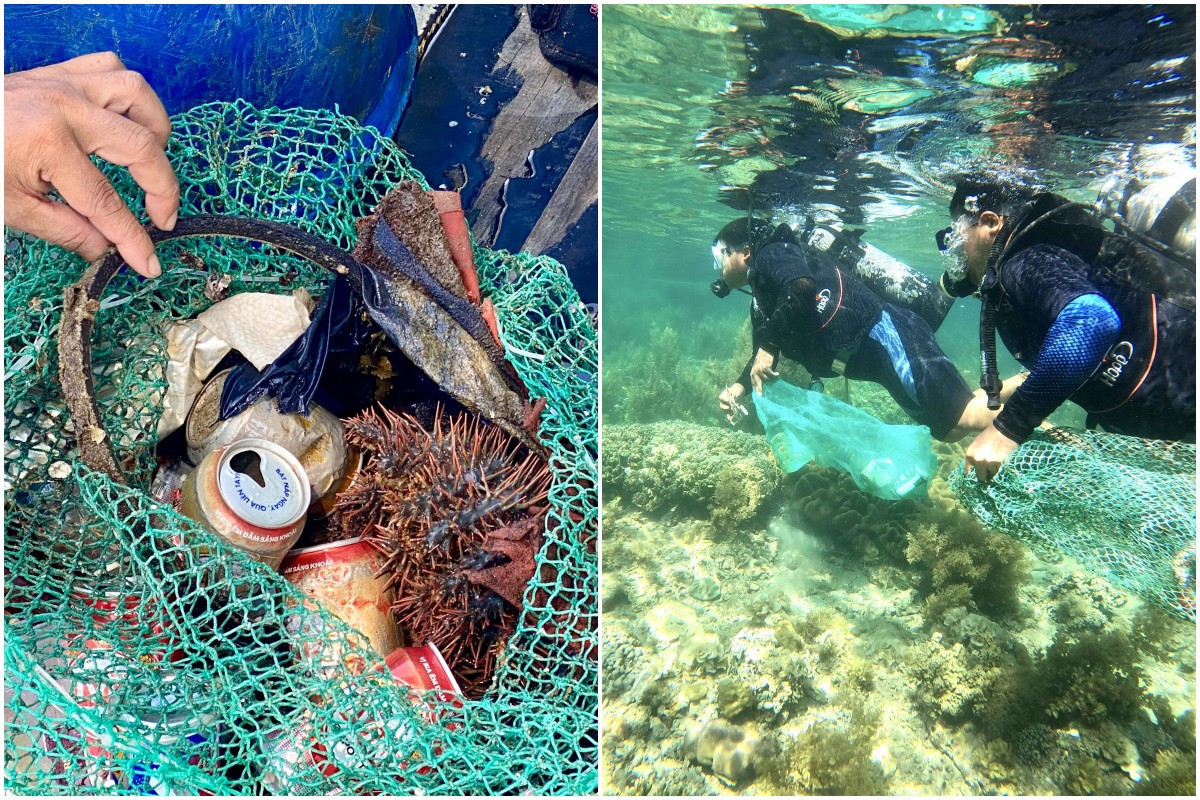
[57, 215, 367, 485]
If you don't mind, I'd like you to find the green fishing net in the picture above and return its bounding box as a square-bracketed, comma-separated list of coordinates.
[3, 100, 598, 795]
[950, 427, 1196, 622]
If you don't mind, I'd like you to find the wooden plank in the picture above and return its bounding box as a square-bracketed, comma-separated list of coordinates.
[523, 121, 597, 256]
[470, 8, 598, 252]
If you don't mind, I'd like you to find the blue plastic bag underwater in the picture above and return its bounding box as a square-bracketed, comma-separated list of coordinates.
[754, 380, 937, 500]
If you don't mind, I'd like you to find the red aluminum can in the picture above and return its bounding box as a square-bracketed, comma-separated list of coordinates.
[384, 643, 461, 699]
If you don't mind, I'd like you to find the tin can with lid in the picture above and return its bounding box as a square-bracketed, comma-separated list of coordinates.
[178, 438, 311, 569]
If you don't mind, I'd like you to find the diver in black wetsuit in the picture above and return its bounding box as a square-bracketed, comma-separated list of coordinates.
[712, 217, 1018, 442]
[937, 175, 1196, 482]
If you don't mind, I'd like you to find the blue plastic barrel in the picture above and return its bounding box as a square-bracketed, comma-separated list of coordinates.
[3, 4, 417, 136]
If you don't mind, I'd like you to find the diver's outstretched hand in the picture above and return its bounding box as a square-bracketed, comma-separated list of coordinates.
[4, 52, 178, 277]
[719, 383, 748, 425]
[749, 348, 780, 395]
[964, 423, 1020, 483]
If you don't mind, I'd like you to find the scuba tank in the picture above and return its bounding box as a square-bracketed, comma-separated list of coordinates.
[1098, 174, 1196, 260]
[972, 176, 1196, 409]
[710, 216, 952, 332]
[800, 221, 953, 332]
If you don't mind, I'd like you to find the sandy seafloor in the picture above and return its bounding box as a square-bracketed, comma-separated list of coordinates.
[600, 432, 1196, 796]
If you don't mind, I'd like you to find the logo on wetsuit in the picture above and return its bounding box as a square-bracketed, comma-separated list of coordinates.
[1097, 341, 1134, 388]
[815, 289, 831, 313]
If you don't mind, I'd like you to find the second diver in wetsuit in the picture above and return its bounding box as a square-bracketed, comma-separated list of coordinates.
[712, 217, 1022, 441]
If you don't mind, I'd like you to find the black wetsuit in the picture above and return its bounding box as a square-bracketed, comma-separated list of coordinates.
[987, 242, 1195, 442]
[736, 241, 974, 439]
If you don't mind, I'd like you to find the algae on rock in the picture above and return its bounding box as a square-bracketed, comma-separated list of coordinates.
[905, 507, 1029, 625]
[773, 702, 889, 795]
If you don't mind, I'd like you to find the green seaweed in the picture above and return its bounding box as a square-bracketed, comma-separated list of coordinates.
[905, 507, 1029, 626]
[770, 702, 889, 795]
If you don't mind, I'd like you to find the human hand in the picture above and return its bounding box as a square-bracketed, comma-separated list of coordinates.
[749, 348, 779, 395]
[4, 52, 179, 277]
[964, 423, 1020, 483]
[719, 383, 749, 425]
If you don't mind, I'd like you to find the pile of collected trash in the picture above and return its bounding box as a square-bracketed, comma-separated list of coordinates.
[4, 101, 597, 795]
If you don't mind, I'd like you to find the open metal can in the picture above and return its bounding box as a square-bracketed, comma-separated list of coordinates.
[178, 438, 311, 570]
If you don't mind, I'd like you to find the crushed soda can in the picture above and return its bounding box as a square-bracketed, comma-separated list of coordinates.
[280, 537, 402, 659]
[185, 368, 347, 500]
[31, 660, 224, 795]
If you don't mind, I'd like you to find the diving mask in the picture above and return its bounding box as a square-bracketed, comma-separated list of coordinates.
[936, 216, 971, 284]
[711, 243, 728, 272]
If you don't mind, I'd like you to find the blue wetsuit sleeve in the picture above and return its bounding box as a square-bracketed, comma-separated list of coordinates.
[994, 294, 1121, 443]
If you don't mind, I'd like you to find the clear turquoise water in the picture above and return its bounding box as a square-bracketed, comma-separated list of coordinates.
[601, 6, 1196, 795]
[602, 3, 1196, 390]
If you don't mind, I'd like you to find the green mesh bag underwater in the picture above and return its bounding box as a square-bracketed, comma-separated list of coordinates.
[3, 100, 598, 795]
[950, 427, 1196, 621]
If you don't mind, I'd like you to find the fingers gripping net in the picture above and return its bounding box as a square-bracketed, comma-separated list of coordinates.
[4, 100, 598, 795]
[950, 428, 1196, 621]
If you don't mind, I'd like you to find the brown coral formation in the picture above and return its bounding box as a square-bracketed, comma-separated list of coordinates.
[602, 421, 781, 529]
[332, 404, 550, 696]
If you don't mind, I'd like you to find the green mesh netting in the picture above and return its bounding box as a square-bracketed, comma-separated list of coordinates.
[4, 100, 597, 795]
[950, 427, 1196, 621]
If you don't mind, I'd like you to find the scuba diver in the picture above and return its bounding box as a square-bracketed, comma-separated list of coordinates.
[937, 174, 1196, 482]
[711, 216, 1024, 442]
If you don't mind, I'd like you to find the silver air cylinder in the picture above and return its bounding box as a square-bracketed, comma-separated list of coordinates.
[805, 226, 953, 332]
[1098, 174, 1196, 259]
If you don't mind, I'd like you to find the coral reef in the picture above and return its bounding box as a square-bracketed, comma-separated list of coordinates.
[1049, 572, 1124, 640]
[716, 677, 758, 720]
[602, 421, 781, 528]
[784, 465, 916, 564]
[599, 406, 1194, 798]
[333, 405, 550, 696]
[686, 719, 772, 785]
[730, 626, 810, 715]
